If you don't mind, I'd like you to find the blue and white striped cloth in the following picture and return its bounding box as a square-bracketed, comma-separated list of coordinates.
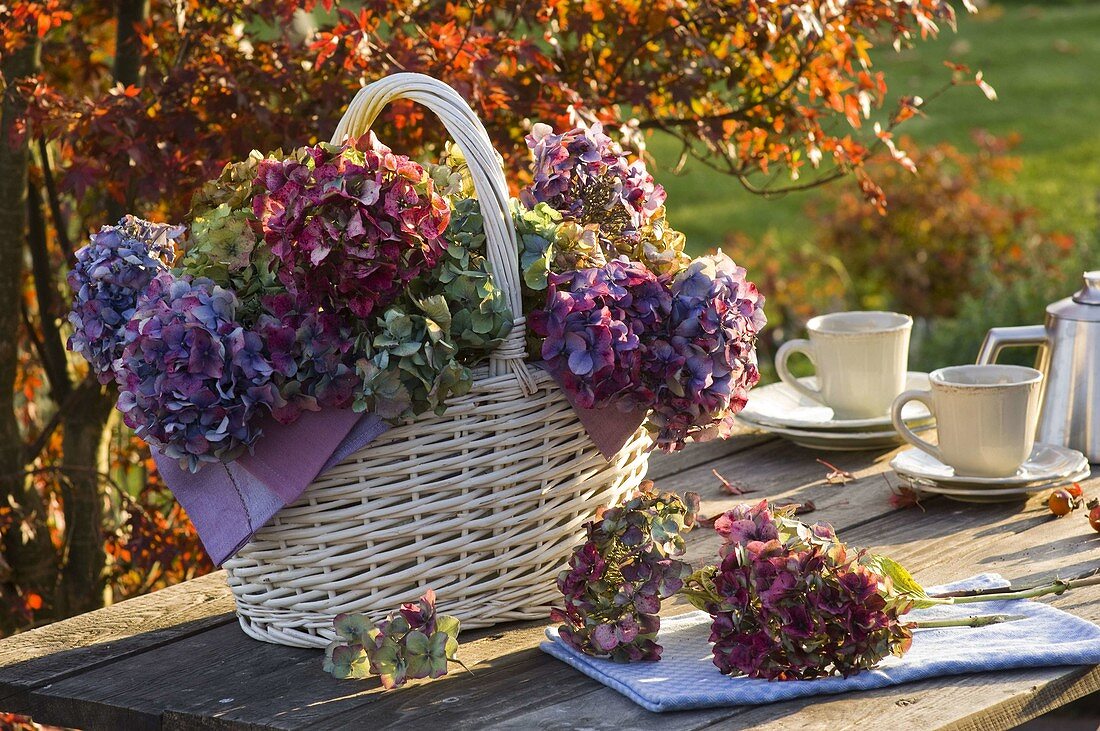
[540, 573, 1100, 712]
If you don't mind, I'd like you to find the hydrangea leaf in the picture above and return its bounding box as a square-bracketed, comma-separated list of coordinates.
[865, 553, 933, 607]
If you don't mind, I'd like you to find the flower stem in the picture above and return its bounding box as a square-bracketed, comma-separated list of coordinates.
[910, 614, 1024, 629]
[947, 575, 1100, 605]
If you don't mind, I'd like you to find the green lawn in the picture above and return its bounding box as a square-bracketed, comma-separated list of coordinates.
[649, 1, 1100, 253]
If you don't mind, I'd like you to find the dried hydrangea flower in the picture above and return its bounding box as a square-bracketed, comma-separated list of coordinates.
[67, 216, 181, 382]
[352, 198, 512, 420]
[253, 133, 450, 322]
[354, 297, 470, 420]
[684, 500, 913, 681]
[624, 206, 690, 277]
[645, 252, 766, 451]
[113, 273, 282, 472]
[521, 122, 665, 229]
[255, 292, 358, 424]
[518, 123, 685, 276]
[529, 258, 671, 409]
[189, 150, 279, 216]
[179, 150, 289, 328]
[323, 589, 463, 689]
[552, 482, 700, 662]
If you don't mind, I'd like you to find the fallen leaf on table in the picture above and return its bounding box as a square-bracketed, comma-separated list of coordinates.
[778, 500, 816, 515]
[885, 475, 925, 511]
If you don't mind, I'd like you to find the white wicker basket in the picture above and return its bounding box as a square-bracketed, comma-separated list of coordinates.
[222, 74, 652, 648]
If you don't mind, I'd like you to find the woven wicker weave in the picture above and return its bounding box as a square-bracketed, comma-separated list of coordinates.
[223, 74, 652, 648]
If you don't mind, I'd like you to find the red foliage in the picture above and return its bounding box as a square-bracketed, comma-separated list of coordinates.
[5, 1, 986, 225]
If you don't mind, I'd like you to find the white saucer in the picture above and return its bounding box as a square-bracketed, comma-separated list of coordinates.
[901, 465, 1092, 503]
[739, 372, 932, 431]
[737, 414, 935, 451]
[890, 443, 1089, 488]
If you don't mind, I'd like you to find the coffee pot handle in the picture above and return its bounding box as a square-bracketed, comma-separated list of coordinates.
[976, 325, 1049, 365]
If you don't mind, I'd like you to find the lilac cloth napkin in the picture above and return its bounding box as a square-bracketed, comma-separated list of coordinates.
[153, 409, 388, 565]
[154, 363, 649, 565]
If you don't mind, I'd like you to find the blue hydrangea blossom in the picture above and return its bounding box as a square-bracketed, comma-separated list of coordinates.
[114, 273, 282, 472]
[66, 216, 181, 382]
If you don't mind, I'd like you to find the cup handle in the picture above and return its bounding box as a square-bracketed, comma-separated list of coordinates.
[891, 390, 942, 462]
[775, 339, 823, 403]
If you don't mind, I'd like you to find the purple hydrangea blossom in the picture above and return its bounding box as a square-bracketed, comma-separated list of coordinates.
[700, 501, 913, 680]
[529, 252, 764, 448]
[519, 123, 666, 235]
[67, 216, 181, 382]
[529, 258, 671, 409]
[712, 500, 780, 554]
[252, 134, 450, 323]
[256, 292, 358, 424]
[113, 273, 282, 472]
[645, 253, 766, 450]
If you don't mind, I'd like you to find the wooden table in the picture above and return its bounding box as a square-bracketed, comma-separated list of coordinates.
[2, 431, 1099, 730]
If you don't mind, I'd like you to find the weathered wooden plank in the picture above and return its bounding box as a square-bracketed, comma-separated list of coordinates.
[646, 427, 774, 482]
[0, 569, 234, 711]
[30, 619, 557, 731]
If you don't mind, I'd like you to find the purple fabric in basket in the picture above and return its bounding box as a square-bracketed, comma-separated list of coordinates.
[154, 365, 647, 566]
[556, 382, 649, 459]
[153, 409, 388, 565]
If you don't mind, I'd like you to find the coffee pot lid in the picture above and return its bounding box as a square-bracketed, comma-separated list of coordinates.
[1050, 270, 1100, 322]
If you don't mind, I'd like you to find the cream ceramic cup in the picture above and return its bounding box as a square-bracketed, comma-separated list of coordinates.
[891, 364, 1043, 478]
[775, 311, 912, 419]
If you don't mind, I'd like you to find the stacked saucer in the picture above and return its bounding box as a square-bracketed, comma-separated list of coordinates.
[891, 443, 1091, 503]
[736, 372, 934, 451]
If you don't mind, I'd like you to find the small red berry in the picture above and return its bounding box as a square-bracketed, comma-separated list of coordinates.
[1066, 483, 1083, 499]
[1087, 498, 1100, 533]
[1048, 489, 1074, 517]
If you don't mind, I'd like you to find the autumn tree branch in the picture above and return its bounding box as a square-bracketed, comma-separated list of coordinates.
[36, 137, 74, 265]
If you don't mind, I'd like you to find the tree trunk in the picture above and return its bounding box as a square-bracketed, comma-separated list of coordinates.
[0, 38, 58, 633]
[108, 0, 150, 222]
[56, 381, 116, 618]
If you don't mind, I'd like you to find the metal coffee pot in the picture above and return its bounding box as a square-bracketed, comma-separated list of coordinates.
[977, 271, 1100, 462]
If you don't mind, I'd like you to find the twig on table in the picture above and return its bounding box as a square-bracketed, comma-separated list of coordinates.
[713, 468, 753, 495]
[929, 566, 1100, 599]
[817, 458, 855, 485]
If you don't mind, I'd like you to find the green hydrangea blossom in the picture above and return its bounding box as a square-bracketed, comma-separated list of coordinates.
[323, 590, 463, 690]
[178, 150, 288, 327]
[352, 197, 513, 421]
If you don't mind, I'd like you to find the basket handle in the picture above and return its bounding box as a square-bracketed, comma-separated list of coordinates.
[330, 73, 534, 391]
